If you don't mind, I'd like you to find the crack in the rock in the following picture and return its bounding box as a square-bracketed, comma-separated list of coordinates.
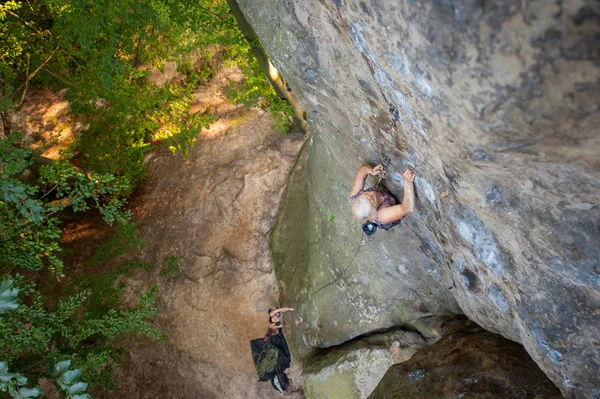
[310, 323, 430, 358]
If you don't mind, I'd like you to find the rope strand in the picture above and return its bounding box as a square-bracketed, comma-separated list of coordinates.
[312, 231, 365, 296]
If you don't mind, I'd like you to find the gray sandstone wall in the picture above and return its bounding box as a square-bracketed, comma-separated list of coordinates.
[367, 320, 564, 399]
[301, 327, 430, 399]
[248, 0, 600, 397]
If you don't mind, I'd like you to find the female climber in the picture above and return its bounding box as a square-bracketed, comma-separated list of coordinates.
[349, 164, 416, 230]
[264, 307, 294, 341]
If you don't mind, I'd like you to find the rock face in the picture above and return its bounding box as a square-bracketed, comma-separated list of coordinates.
[246, 0, 600, 397]
[367, 321, 563, 399]
[303, 328, 429, 399]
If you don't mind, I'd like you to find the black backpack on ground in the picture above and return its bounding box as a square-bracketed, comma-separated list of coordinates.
[250, 333, 292, 392]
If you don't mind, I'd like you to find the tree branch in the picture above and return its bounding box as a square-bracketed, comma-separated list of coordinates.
[5, 9, 46, 36]
[17, 53, 31, 105]
[39, 183, 60, 201]
[17, 46, 59, 109]
[42, 67, 75, 87]
[60, 49, 87, 72]
[0, 74, 11, 135]
[0, 111, 10, 136]
[198, 5, 225, 21]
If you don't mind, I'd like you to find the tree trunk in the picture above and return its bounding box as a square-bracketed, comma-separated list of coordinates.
[226, 0, 308, 133]
[1, 110, 11, 137]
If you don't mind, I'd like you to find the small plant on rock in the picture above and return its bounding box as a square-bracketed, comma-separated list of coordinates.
[159, 255, 181, 278]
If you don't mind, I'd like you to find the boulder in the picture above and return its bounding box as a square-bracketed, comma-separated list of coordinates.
[368, 321, 563, 399]
[303, 328, 429, 399]
[251, 0, 600, 396]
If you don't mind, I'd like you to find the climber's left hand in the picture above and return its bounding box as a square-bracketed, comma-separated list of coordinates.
[402, 168, 416, 183]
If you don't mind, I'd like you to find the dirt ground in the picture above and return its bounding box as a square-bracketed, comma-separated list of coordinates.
[13, 67, 306, 398]
[101, 69, 306, 398]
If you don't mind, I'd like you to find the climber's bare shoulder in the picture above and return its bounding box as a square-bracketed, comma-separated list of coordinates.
[376, 204, 412, 224]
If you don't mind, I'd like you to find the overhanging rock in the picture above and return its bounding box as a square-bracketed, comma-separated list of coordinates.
[257, 0, 600, 396]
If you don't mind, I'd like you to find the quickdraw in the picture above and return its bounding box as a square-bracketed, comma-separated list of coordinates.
[374, 155, 391, 188]
[388, 103, 400, 132]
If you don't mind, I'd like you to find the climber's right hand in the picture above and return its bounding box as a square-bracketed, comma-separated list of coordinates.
[372, 164, 384, 175]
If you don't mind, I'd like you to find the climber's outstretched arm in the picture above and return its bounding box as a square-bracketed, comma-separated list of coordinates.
[350, 164, 384, 199]
[376, 168, 416, 223]
[270, 307, 294, 316]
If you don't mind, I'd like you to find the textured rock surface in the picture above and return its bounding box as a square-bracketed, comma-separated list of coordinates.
[58, 68, 306, 399]
[102, 105, 305, 398]
[368, 321, 563, 399]
[248, 0, 600, 397]
[302, 329, 429, 399]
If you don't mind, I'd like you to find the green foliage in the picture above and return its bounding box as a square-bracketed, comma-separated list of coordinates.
[0, 361, 43, 399]
[72, 259, 155, 319]
[0, 0, 222, 189]
[0, 200, 158, 391]
[224, 57, 294, 133]
[268, 97, 295, 134]
[328, 213, 335, 223]
[89, 223, 147, 266]
[52, 360, 92, 399]
[1, 0, 295, 182]
[0, 275, 161, 390]
[0, 289, 43, 399]
[0, 0, 297, 395]
[0, 280, 19, 315]
[159, 255, 180, 278]
[0, 134, 131, 276]
[0, 282, 93, 399]
[72, 72, 214, 187]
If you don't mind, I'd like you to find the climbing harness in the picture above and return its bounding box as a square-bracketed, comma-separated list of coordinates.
[389, 103, 400, 132]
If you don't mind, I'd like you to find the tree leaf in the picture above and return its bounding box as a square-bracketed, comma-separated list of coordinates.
[60, 369, 82, 384]
[68, 381, 87, 395]
[52, 360, 71, 378]
[0, 373, 17, 383]
[0, 280, 20, 315]
[56, 379, 69, 391]
[0, 280, 17, 298]
[18, 387, 43, 398]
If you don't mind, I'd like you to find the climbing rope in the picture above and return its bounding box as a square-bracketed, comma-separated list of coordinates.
[312, 231, 366, 296]
[310, 154, 392, 296]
